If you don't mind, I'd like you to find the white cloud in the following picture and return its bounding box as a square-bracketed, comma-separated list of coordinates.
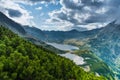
[80, 23, 107, 30]
[0, 0, 119, 31]
[0, 0, 35, 26]
[14, 0, 57, 5]
[96, 7, 108, 14]
[35, 7, 42, 10]
[43, 17, 74, 31]
[45, 0, 119, 31]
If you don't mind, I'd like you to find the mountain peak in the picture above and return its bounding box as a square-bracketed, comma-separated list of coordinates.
[109, 20, 117, 25]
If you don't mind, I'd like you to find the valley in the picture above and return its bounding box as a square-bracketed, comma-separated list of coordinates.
[46, 42, 114, 80]
[1, 0, 120, 79]
[0, 24, 107, 80]
[0, 11, 118, 80]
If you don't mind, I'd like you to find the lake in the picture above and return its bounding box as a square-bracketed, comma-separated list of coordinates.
[47, 42, 85, 65]
[47, 42, 79, 51]
[60, 53, 85, 65]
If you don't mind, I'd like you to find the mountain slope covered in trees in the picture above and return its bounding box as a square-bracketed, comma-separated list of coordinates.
[0, 26, 106, 80]
[0, 12, 64, 54]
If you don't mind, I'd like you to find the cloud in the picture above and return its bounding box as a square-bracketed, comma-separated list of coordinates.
[23, 0, 56, 5]
[35, 7, 42, 10]
[6, 9, 22, 17]
[1, 0, 120, 31]
[71, 26, 88, 31]
[28, 0, 52, 2]
[109, 0, 120, 7]
[46, 0, 106, 30]
[44, 19, 74, 31]
[60, 0, 104, 10]
[46, 0, 120, 30]
[0, 0, 35, 26]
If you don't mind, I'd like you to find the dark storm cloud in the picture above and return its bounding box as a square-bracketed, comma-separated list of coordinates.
[7, 9, 22, 17]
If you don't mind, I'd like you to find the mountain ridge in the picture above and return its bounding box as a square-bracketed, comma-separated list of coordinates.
[87, 20, 120, 79]
[0, 11, 116, 79]
[0, 12, 65, 54]
[0, 12, 26, 35]
[0, 26, 107, 80]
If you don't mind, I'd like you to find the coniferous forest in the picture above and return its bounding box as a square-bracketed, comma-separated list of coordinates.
[0, 26, 106, 80]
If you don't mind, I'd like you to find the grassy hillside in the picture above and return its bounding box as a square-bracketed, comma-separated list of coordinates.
[74, 50, 114, 80]
[0, 26, 106, 80]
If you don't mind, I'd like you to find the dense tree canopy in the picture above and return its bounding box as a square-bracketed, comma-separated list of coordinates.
[0, 26, 106, 80]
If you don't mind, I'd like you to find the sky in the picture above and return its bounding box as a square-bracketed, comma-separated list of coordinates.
[0, 0, 120, 31]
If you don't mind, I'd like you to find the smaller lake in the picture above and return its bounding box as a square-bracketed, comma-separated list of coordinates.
[47, 42, 79, 51]
[60, 53, 85, 65]
[47, 42, 84, 65]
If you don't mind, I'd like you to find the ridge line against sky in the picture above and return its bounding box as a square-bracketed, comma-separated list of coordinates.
[0, 0, 120, 31]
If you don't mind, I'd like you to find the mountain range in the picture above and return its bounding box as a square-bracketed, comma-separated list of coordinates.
[0, 11, 119, 79]
[0, 12, 65, 54]
[1, 25, 107, 80]
[24, 21, 120, 79]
